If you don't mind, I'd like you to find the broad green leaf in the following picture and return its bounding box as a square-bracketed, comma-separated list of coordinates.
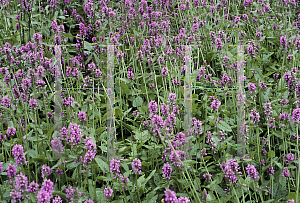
[268, 150, 275, 158]
[141, 161, 152, 167]
[217, 120, 232, 132]
[95, 156, 109, 173]
[121, 81, 130, 95]
[133, 96, 143, 107]
[214, 184, 226, 197]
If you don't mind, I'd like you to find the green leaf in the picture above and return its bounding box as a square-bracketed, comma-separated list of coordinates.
[268, 150, 275, 158]
[121, 162, 129, 171]
[214, 185, 226, 197]
[95, 156, 109, 173]
[142, 170, 156, 186]
[287, 192, 300, 201]
[217, 120, 232, 132]
[28, 149, 38, 158]
[121, 81, 130, 95]
[133, 96, 143, 107]
[32, 155, 48, 165]
[274, 161, 283, 169]
[219, 195, 232, 202]
[141, 161, 152, 167]
[95, 127, 106, 135]
[84, 41, 94, 51]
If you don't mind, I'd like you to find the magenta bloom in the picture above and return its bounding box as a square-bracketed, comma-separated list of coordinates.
[178, 196, 190, 203]
[245, 164, 259, 181]
[78, 110, 87, 122]
[292, 107, 300, 124]
[7, 164, 17, 178]
[7, 126, 16, 137]
[211, 99, 221, 111]
[168, 93, 176, 103]
[110, 157, 124, 176]
[29, 99, 38, 110]
[162, 67, 168, 77]
[162, 164, 172, 179]
[104, 186, 113, 199]
[37, 189, 51, 203]
[52, 196, 63, 203]
[41, 165, 52, 179]
[148, 100, 158, 117]
[12, 144, 27, 166]
[282, 168, 290, 178]
[14, 172, 28, 193]
[250, 109, 260, 124]
[248, 82, 257, 94]
[67, 123, 82, 146]
[164, 189, 178, 203]
[41, 179, 54, 195]
[27, 181, 39, 193]
[132, 158, 141, 175]
[51, 136, 64, 152]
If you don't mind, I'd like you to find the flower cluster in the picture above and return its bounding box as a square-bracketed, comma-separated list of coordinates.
[82, 136, 97, 167]
[66, 122, 83, 146]
[245, 164, 259, 181]
[7, 126, 16, 137]
[132, 158, 142, 175]
[206, 131, 217, 154]
[164, 189, 190, 203]
[12, 144, 27, 166]
[220, 158, 242, 184]
[41, 165, 52, 179]
[292, 107, 300, 124]
[37, 179, 54, 203]
[65, 186, 84, 201]
[110, 157, 124, 176]
[51, 136, 64, 152]
[162, 164, 172, 179]
[127, 67, 134, 81]
[211, 98, 221, 111]
[250, 109, 260, 125]
[282, 168, 290, 178]
[78, 110, 87, 122]
[104, 186, 113, 200]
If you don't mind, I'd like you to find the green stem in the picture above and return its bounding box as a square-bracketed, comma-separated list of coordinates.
[136, 174, 142, 203]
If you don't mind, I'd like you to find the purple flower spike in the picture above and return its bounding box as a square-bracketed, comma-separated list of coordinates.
[132, 158, 142, 175]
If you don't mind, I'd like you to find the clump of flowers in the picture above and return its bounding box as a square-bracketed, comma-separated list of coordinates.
[41, 165, 52, 179]
[51, 136, 64, 152]
[66, 122, 83, 146]
[110, 157, 124, 176]
[245, 164, 259, 181]
[12, 144, 27, 166]
[282, 168, 290, 178]
[220, 158, 242, 184]
[82, 136, 97, 167]
[104, 186, 113, 201]
[162, 164, 172, 179]
[132, 158, 141, 175]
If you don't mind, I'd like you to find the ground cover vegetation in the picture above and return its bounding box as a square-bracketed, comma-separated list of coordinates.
[0, 0, 300, 202]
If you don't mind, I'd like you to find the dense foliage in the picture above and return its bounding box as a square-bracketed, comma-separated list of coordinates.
[1, 0, 300, 202]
